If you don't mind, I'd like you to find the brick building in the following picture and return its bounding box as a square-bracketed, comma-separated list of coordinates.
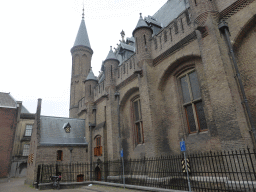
[0, 92, 35, 178]
[26, 0, 256, 184]
[25, 99, 88, 185]
[0, 93, 21, 178]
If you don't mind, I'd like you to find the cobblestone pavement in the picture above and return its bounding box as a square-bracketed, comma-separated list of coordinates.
[0, 177, 144, 192]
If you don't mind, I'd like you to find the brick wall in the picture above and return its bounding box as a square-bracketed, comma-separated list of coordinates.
[0, 107, 17, 178]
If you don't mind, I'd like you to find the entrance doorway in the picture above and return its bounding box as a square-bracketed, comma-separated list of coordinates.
[77, 174, 84, 182]
[95, 166, 101, 181]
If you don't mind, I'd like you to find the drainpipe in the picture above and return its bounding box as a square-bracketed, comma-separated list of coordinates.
[89, 124, 92, 180]
[114, 92, 121, 156]
[218, 20, 256, 148]
[89, 106, 97, 181]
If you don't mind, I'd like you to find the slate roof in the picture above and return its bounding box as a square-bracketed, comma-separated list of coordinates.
[0, 92, 16, 108]
[133, 13, 151, 36]
[126, 37, 135, 43]
[86, 68, 98, 81]
[21, 105, 30, 113]
[40, 116, 87, 146]
[144, 16, 162, 27]
[104, 47, 119, 63]
[120, 42, 135, 52]
[0, 92, 31, 113]
[73, 19, 91, 48]
[153, 0, 187, 28]
[98, 73, 105, 84]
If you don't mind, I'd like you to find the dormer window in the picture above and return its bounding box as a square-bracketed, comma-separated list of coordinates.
[63, 123, 71, 133]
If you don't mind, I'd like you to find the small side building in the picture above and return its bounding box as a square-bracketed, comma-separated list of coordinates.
[26, 99, 88, 185]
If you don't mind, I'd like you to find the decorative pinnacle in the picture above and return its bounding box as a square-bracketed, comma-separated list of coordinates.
[110, 46, 112, 50]
[120, 30, 125, 42]
[82, 1, 85, 19]
[140, 13, 142, 19]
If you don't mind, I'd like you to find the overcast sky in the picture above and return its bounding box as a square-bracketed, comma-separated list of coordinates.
[0, 0, 167, 117]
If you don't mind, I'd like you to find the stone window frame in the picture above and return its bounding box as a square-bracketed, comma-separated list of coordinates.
[178, 69, 208, 134]
[22, 144, 30, 156]
[24, 124, 33, 136]
[57, 150, 63, 161]
[131, 95, 144, 146]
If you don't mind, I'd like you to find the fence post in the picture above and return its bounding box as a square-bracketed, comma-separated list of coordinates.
[247, 147, 256, 180]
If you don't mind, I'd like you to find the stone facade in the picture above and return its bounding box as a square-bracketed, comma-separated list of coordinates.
[10, 113, 35, 178]
[68, 0, 256, 166]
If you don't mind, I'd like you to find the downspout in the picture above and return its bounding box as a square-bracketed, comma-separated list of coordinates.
[90, 106, 97, 181]
[115, 92, 123, 183]
[218, 20, 256, 148]
[114, 92, 121, 156]
[89, 124, 92, 180]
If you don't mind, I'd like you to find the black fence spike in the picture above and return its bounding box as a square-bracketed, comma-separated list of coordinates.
[36, 149, 256, 191]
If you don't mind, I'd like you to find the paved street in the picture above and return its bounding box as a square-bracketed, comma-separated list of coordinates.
[0, 177, 144, 192]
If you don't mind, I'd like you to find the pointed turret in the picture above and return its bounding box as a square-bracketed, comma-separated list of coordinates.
[70, 9, 93, 118]
[104, 47, 119, 87]
[73, 19, 91, 48]
[104, 46, 119, 64]
[132, 13, 152, 36]
[132, 13, 153, 67]
[84, 67, 97, 103]
[86, 68, 97, 81]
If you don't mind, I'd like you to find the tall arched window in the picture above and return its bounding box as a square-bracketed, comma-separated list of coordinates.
[94, 136, 102, 156]
[179, 70, 207, 133]
[132, 96, 144, 145]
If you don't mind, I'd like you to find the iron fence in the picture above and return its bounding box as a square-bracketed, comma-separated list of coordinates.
[37, 148, 256, 191]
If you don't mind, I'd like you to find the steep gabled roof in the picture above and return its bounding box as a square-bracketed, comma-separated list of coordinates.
[0, 92, 16, 108]
[73, 19, 91, 48]
[40, 116, 87, 146]
[0, 92, 30, 113]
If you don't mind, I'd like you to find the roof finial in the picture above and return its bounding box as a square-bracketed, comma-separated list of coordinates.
[82, 1, 85, 19]
[110, 46, 112, 51]
[120, 30, 125, 42]
[140, 13, 142, 19]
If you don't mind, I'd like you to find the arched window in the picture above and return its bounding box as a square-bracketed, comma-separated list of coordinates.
[132, 96, 144, 145]
[94, 136, 102, 156]
[179, 70, 207, 133]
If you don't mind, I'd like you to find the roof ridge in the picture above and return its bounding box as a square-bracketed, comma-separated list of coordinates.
[40, 115, 85, 120]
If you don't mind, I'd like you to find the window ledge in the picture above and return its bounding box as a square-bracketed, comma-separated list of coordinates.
[21, 137, 31, 141]
[189, 130, 208, 136]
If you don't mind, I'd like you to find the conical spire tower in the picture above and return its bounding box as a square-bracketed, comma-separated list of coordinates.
[70, 8, 93, 118]
[73, 15, 91, 48]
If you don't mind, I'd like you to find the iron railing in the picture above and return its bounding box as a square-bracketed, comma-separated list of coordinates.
[37, 148, 256, 191]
